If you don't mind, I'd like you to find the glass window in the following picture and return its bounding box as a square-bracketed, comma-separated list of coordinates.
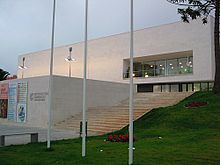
[153, 85, 161, 92]
[162, 84, 170, 92]
[123, 61, 130, 78]
[209, 82, 214, 91]
[123, 55, 193, 79]
[155, 60, 165, 76]
[143, 61, 155, 77]
[133, 62, 142, 77]
[188, 84, 193, 92]
[201, 82, 208, 91]
[194, 83, 201, 91]
[167, 59, 178, 75]
[182, 84, 187, 92]
[188, 56, 193, 73]
[178, 57, 188, 74]
[171, 84, 179, 92]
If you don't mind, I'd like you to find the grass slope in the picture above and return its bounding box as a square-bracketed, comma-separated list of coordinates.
[0, 92, 220, 165]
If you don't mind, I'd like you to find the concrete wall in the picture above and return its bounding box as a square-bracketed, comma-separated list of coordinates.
[18, 17, 215, 84]
[52, 76, 129, 124]
[0, 76, 49, 128]
[0, 76, 129, 128]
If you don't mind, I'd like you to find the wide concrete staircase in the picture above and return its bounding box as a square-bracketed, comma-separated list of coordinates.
[55, 92, 193, 136]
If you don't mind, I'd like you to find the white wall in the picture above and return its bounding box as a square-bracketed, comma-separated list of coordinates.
[0, 76, 129, 128]
[0, 76, 49, 128]
[27, 76, 49, 127]
[18, 17, 215, 84]
[52, 76, 129, 124]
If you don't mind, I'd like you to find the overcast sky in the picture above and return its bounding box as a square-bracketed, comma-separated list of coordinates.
[0, 0, 180, 75]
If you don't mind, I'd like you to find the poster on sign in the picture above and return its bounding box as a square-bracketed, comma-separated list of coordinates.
[0, 83, 8, 118]
[17, 82, 28, 104]
[16, 82, 28, 123]
[7, 83, 17, 121]
[17, 103, 26, 123]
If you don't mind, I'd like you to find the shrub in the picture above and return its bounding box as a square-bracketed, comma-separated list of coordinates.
[185, 101, 208, 108]
[107, 133, 134, 142]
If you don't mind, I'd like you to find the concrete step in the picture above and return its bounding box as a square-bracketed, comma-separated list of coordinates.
[63, 111, 147, 118]
[88, 107, 148, 111]
[55, 92, 193, 135]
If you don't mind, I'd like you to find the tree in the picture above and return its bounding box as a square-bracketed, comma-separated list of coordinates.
[167, 0, 220, 93]
[0, 68, 10, 81]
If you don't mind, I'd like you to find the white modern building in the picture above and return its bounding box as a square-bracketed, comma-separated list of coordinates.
[17, 17, 215, 92]
[17, 17, 215, 93]
[0, 17, 215, 128]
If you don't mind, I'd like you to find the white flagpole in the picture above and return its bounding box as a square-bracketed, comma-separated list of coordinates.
[82, 0, 88, 157]
[47, 0, 56, 149]
[129, 0, 134, 164]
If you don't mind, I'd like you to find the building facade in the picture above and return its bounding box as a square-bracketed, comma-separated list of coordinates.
[18, 17, 215, 93]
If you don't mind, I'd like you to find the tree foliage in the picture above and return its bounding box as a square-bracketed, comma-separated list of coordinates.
[167, 0, 220, 93]
[0, 68, 10, 81]
[167, 0, 215, 23]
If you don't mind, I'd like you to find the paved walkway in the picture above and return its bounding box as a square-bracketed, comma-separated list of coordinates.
[0, 124, 79, 146]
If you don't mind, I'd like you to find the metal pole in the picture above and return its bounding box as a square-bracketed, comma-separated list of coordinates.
[69, 62, 71, 77]
[47, 0, 56, 149]
[82, 0, 88, 157]
[22, 57, 25, 79]
[69, 50, 72, 77]
[129, 0, 134, 164]
[67, 47, 72, 77]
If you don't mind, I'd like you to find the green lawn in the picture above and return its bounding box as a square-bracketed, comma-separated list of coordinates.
[1, 92, 220, 165]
